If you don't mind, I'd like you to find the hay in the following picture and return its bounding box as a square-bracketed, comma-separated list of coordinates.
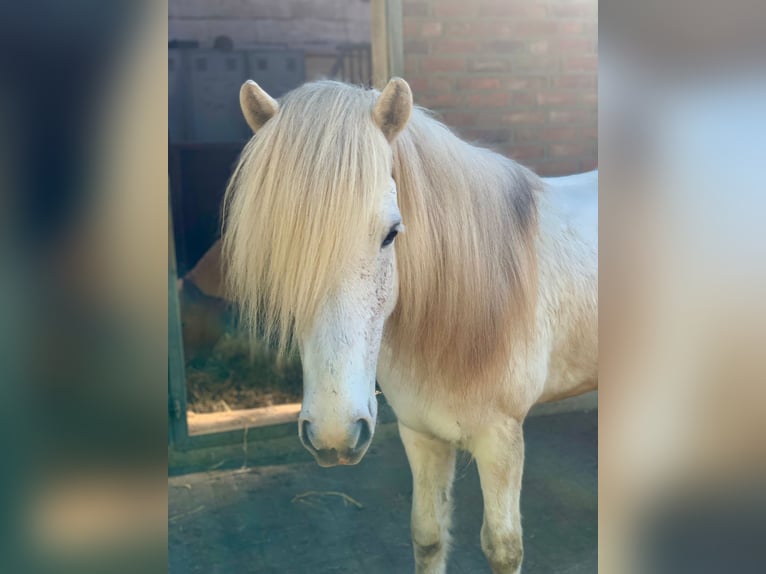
[185, 332, 302, 413]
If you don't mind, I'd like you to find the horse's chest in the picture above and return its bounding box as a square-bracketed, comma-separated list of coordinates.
[376, 364, 466, 443]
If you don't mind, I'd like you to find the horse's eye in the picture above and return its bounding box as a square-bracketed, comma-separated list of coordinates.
[381, 227, 398, 248]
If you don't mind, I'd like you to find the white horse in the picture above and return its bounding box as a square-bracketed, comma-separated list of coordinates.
[223, 78, 597, 574]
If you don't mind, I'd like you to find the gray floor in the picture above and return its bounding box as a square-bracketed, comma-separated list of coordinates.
[169, 410, 597, 574]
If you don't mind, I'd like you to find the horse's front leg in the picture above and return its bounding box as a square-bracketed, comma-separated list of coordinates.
[399, 422, 456, 574]
[472, 417, 525, 574]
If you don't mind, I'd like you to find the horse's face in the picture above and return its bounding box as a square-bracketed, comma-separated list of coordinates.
[297, 179, 403, 466]
[238, 77, 413, 467]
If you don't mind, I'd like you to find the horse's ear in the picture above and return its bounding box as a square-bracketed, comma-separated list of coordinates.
[240, 80, 278, 132]
[373, 77, 413, 142]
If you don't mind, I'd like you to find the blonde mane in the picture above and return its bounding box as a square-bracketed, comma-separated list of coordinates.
[223, 82, 392, 351]
[223, 80, 539, 386]
[389, 108, 539, 387]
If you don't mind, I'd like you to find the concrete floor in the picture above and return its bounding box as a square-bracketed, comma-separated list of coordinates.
[169, 410, 597, 574]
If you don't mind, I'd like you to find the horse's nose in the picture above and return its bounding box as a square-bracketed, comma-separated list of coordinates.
[299, 418, 373, 466]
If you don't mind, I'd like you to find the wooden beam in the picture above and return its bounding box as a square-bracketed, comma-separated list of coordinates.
[188, 403, 302, 436]
[387, 0, 404, 78]
[371, 0, 389, 88]
[372, 0, 405, 88]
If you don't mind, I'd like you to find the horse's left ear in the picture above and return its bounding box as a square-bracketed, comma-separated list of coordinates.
[373, 77, 413, 142]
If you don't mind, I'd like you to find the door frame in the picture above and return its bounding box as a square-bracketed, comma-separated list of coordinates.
[168, 1, 404, 451]
[371, 0, 404, 88]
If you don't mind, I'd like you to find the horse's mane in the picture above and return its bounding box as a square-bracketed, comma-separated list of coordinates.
[223, 80, 539, 387]
[389, 106, 539, 388]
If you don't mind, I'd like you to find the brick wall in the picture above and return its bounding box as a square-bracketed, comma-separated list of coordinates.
[401, 0, 597, 176]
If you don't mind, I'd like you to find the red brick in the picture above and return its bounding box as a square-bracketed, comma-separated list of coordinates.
[443, 22, 473, 37]
[420, 92, 463, 108]
[538, 127, 579, 141]
[564, 56, 598, 72]
[512, 92, 537, 106]
[463, 128, 509, 144]
[508, 145, 545, 160]
[429, 76, 455, 92]
[557, 22, 585, 35]
[480, 22, 514, 38]
[486, 40, 527, 54]
[514, 21, 558, 36]
[551, 4, 596, 19]
[549, 143, 588, 157]
[555, 38, 595, 54]
[503, 111, 546, 124]
[403, 1, 429, 18]
[506, 77, 547, 91]
[442, 111, 477, 127]
[446, 21, 513, 39]
[403, 17, 420, 37]
[537, 160, 582, 176]
[433, 1, 476, 19]
[548, 109, 591, 124]
[431, 39, 479, 54]
[404, 54, 420, 75]
[457, 77, 501, 90]
[551, 75, 596, 89]
[421, 21, 443, 38]
[536, 91, 579, 106]
[421, 56, 466, 73]
[467, 92, 510, 107]
[398, 0, 598, 165]
[478, 1, 547, 19]
[468, 58, 508, 73]
[512, 56, 560, 73]
[407, 77, 428, 94]
[528, 40, 549, 55]
[509, 127, 543, 143]
[404, 39, 429, 54]
[474, 111, 507, 130]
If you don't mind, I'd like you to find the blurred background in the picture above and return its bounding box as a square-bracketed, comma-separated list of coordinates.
[0, 1, 167, 573]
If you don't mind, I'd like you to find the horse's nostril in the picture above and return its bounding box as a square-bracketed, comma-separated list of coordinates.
[355, 418, 372, 450]
[300, 420, 315, 450]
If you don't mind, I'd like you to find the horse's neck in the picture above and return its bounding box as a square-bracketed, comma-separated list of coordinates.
[388, 118, 541, 388]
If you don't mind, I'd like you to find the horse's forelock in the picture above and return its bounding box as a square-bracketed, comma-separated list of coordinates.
[222, 81, 392, 352]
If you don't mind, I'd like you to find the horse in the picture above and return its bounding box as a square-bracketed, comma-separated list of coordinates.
[222, 78, 598, 574]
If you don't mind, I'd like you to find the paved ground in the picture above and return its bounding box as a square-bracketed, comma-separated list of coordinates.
[169, 410, 597, 574]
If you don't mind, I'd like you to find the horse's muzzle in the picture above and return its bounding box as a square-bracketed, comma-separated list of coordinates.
[298, 418, 373, 467]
